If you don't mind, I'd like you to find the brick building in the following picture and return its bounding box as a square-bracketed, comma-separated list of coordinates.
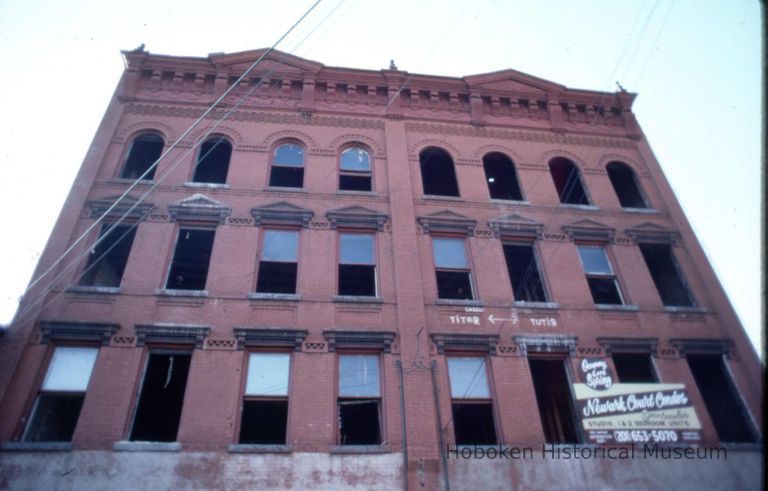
[0, 48, 762, 489]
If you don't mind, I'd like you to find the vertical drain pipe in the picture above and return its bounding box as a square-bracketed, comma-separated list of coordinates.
[431, 360, 450, 491]
[396, 360, 409, 491]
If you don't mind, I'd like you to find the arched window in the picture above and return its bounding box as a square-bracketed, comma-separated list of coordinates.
[120, 133, 164, 180]
[192, 136, 232, 184]
[269, 142, 305, 188]
[548, 157, 589, 205]
[606, 161, 647, 208]
[420, 147, 459, 197]
[339, 146, 372, 191]
[483, 152, 523, 200]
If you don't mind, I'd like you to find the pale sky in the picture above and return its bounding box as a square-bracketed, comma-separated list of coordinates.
[0, 1, 762, 356]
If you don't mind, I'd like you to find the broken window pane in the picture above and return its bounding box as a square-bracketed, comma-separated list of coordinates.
[256, 231, 298, 294]
[549, 158, 589, 205]
[121, 133, 163, 180]
[240, 400, 288, 444]
[245, 353, 290, 396]
[613, 353, 656, 383]
[577, 246, 623, 305]
[338, 354, 381, 445]
[483, 152, 523, 200]
[639, 244, 694, 307]
[606, 162, 647, 208]
[452, 402, 497, 445]
[80, 224, 136, 287]
[166, 229, 215, 290]
[339, 355, 380, 397]
[529, 358, 580, 443]
[130, 353, 191, 442]
[687, 354, 757, 443]
[270, 143, 304, 188]
[192, 137, 231, 184]
[339, 147, 372, 191]
[420, 147, 460, 196]
[338, 234, 376, 296]
[503, 244, 547, 302]
[433, 238, 473, 300]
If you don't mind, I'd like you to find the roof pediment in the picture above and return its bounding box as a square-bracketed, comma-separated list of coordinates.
[463, 69, 565, 95]
[209, 49, 323, 75]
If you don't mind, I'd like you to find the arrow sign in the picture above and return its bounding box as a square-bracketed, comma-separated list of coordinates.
[488, 313, 519, 325]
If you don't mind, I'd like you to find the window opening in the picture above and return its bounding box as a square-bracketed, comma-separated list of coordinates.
[638, 244, 694, 307]
[239, 353, 290, 444]
[339, 147, 372, 191]
[121, 134, 164, 180]
[483, 153, 523, 200]
[269, 143, 304, 188]
[433, 237, 473, 300]
[192, 137, 231, 184]
[529, 358, 580, 443]
[338, 354, 381, 445]
[165, 229, 215, 290]
[503, 243, 547, 302]
[420, 148, 459, 196]
[606, 162, 647, 208]
[80, 224, 136, 287]
[338, 233, 376, 296]
[613, 353, 656, 382]
[577, 245, 624, 305]
[447, 357, 497, 445]
[256, 230, 299, 294]
[549, 158, 589, 205]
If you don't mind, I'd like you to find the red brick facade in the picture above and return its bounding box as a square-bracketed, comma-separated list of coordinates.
[0, 48, 761, 489]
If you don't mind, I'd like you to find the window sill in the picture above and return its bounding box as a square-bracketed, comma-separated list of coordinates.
[422, 195, 463, 202]
[490, 199, 530, 206]
[329, 444, 391, 454]
[228, 444, 293, 454]
[113, 441, 182, 452]
[513, 301, 560, 310]
[596, 304, 639, 311]
[154, 289, 209, 298]
[333, 295, 383, 304]
[264, 186, 306, 193]
[337, 190, 379, 197]
[622, 207, 657, 214]
[248, 292, 301, 301]
[66, 285, 121, 294]
[184, 182, 229, 189]
[664, 306, 706, 314]
[559, 203, 598, 210]
[109, 178, 156, 185]
[1, 442, 73, 452]
[435, 299, 483, 307]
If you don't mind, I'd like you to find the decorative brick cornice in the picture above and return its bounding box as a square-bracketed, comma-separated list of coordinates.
[323, 330, 395, 353]
[167, 194, 231, 224]
[669, 338, 734, 358]
[513, 334, 578, 357]
[39, 321, 119, 346]
[562, 219, 615, 242]
[326, 206, 388, 231]
[233, 328, 308, 351]
[134, 324, 211, 349]
[417, 210, 476, 235]
[250, 202, 314, 228]
[625, 222, 680, 245]
[431, 333, 499, 355]
[597, 337, 659, 357]
[88, 195, 154, 221]
[488, 213, 543, 239]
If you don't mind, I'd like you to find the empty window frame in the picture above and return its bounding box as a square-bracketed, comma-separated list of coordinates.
[686, 354, 757, 443]
[338, 233, 376, 296]
[192, 137, 232, 184]
[548, 158, 590, 205]
[577, 245, 624, 305]
[503, 243, 548, 302]
[447, 357, 497, 445]
[483, 152, 523, 200]
[638, 244, 694, 307]
[269, 142, 304, 188]
[120, 133, 164, 180]
[338, 354, 381, 445]
[256, 230, 299, 294]
[165, 228, 215, 290]
[22, 347, 98, 442]
[240, 353, 291, 444]
[129, 352, 191, 442]
[79, 224, 137, 287]
[606, 162, 647, 208]
[432, 237, 474, 300]
[612, 353, 657, 383]
[420, 147, 460, 197]
[339, 146, 372, 191]
[528, 357, 580, 443]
